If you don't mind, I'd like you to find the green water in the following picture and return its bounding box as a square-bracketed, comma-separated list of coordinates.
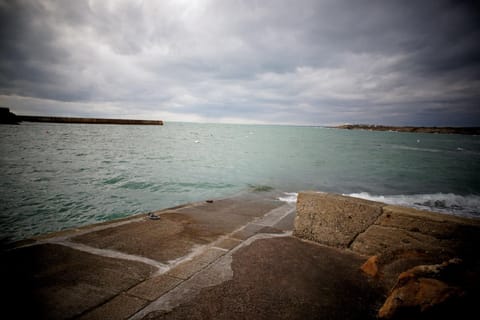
[1, 122, 479, 242]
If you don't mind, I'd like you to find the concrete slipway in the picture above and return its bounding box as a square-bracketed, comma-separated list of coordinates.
[1, 191, 479, 319]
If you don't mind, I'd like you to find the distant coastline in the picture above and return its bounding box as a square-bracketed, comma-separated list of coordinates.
[336, 124, 480, 135]
[0, 107, 163, 125]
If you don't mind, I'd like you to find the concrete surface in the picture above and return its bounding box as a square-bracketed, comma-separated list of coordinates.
[294, 191, 383, 247]
[1, 192, 302, 319]
[3, 190, 477, 319]
[134, 236, 384, 320]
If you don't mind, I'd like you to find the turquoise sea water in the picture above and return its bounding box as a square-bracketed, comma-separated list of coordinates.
[1, 122, 479, 242]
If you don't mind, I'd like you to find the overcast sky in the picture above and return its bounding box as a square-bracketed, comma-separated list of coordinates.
[1, 0, 479, 126]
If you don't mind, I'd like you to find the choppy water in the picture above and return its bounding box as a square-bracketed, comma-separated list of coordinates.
[1, 122, 479, 242]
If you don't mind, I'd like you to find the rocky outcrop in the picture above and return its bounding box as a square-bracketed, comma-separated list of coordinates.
[294, 191, 480, 319]
[378, 259, 465, 319]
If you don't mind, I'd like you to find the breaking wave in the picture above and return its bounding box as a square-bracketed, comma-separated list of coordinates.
[278, 192, 298, 204]
[347, 192, 480, 218]
[278, 192, 480, 218]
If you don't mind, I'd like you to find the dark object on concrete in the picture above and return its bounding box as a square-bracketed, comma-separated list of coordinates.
[17, 115, 163, 125]
[147, 212, 161, 220]
[205, 200, 214, 203]
[0, 107, 19, 124]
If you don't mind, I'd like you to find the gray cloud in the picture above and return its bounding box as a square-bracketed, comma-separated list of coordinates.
[0, 0, 479, 125]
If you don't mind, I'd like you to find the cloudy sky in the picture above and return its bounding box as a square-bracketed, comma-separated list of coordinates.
[1, 0, 479, 126]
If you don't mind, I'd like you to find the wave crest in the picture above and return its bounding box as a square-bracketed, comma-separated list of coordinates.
[347, 192, 480, 218]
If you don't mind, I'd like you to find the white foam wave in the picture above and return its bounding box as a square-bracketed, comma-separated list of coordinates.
[392, 145, 443, 153]
[278, 192, 298, 204]
[346, 192, 480, 218]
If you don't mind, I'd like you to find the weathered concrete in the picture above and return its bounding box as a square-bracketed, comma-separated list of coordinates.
[136, 237, 384, 320]
[294, 191, 383, 247]
[3, 191, 478, 320]
[71, 197, 281, 263]
[1, 193, 292, 320]
[2, 243, 155, 319]
[295, 191, 480, 259]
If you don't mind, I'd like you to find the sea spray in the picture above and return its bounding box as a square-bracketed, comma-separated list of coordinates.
[347, 192, 480, 218]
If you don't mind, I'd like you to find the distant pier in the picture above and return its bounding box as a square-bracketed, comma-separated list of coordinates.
[17, 115, 163, 125]
[0, 107, 163, 125]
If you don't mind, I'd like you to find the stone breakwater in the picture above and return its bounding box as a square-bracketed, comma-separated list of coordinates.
[0, 108, 163, 125]
[17, 115, 164, 125]
[294, 191, 480, 319]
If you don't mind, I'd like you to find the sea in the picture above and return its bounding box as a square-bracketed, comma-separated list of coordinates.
[1, 122, 479, 243]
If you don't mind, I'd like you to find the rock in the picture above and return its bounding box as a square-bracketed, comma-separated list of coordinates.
[378, 259, 465, 319]
[378, 277, 463, 319]
[361, 255, 380, 277]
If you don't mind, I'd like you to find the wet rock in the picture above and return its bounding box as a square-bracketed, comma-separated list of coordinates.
[361, 255, 380, 277]
[378, 259, 465, 319]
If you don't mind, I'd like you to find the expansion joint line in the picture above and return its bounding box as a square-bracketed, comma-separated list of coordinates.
[50, 239, 169, 272]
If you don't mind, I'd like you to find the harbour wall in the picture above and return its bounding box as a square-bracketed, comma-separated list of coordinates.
[17, 115, 164, 125]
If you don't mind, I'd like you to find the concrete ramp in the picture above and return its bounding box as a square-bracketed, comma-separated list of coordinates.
[1, 193, 294, 319]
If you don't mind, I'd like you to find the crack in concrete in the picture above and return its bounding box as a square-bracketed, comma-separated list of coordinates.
[347, 206, 386, 249]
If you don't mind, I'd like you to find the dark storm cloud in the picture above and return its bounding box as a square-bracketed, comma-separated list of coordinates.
[0, 0, 479, 125]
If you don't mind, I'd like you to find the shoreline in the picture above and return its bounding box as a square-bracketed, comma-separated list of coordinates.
[335, 124, 480, 135]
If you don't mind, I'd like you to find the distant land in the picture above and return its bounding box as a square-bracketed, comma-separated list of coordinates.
[336, 124, 480, 135]
[0, 107, 163, 125]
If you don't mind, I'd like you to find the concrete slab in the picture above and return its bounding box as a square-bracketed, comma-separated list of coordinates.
[71, 214, 215, 263]
[180, 196, 283, 219]
[71, 196, 283, 263]
[273, 209, 296, 230]
[231, 223, 265, 240]
[1, 243, 155, 319]
[214, 237, 242, 250]
[379, 205, 480, 239]
[167, 247, 226, 279]
[128, 275, 183, 301]
[351, 224, 456, 257]
[77, 293, 149, 320]
[294, 191, 383, 248]
[133, 251, 236, 319]
[137, 236, 385, 320]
